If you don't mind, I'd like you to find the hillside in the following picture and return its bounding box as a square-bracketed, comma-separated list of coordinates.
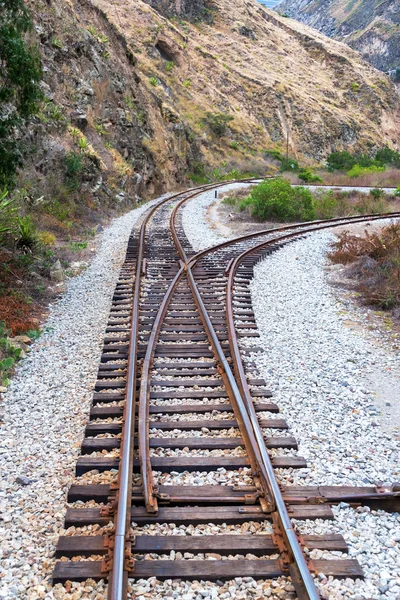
[19, 0, 399, 205]
[276, 0, 400, 74]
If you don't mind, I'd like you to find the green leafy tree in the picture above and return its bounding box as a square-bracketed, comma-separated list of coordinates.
[0, 0, 43, 188]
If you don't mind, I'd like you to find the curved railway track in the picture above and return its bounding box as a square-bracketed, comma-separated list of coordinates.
[53, 180, 400, 599]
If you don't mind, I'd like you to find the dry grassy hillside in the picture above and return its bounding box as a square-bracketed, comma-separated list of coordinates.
[24, 0, 399, 200]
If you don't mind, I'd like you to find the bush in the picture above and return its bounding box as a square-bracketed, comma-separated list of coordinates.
[38, 231, 56, 246]
[394, 186, 400, 197]
[328, 222, 400, 309]
[375, 146, 400, 168]
[0, 190, 17, 244]
[15, 216, 38, 252]
[279, 157, 299, 172]
[313, 191, 338, 219]
[370, 187, 385, 200]
[202, 112, 234, 136]
[347, 164, 385, 178]
[240, 178, 316, 222]
[264, 149, 283, 161]
[64, 151, 83, 190]
[327, 151, 356, 172]
[298, 168, 323, 183]
[0, 320, 22, 386]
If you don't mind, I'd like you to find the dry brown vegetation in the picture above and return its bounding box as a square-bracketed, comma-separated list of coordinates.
[328, 221, 400, 309]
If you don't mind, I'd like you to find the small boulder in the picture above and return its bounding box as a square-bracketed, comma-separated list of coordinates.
[50, 259, 65, 282]
[12, 335, 32, 346]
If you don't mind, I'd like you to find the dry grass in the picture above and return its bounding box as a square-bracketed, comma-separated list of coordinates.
[317, 168, 400, 188]
[328, 221, 400, 309]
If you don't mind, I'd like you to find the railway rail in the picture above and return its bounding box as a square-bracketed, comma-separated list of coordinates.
[53, 180, 400, 599]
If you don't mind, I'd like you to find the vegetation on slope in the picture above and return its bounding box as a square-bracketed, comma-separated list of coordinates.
[225, 177, 400, 222]
[329, 222, 400, 310]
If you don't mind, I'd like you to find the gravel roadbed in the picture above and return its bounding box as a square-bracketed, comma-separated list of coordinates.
[183, 191, 400, 599]
[249, 231, 400, 599]
[0, 198, 159, 599]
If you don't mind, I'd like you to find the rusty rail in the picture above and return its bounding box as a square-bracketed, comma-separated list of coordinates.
[224, 212, 400, 599]
[108, 178, 263, 598]
[110, 175, 400, 599]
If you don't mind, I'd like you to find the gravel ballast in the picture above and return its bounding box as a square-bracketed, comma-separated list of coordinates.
[182, 189, 400, 599]
[0, 199, 159, 599]
[248, 231, 400, 599]
[182, 183, 252, 250]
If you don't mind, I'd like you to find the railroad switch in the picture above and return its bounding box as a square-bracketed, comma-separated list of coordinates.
[259, 496, 275, 513]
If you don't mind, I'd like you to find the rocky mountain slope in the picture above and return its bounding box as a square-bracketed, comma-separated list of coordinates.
[22, 0, 400, 203]
[276, 0, 400, 74]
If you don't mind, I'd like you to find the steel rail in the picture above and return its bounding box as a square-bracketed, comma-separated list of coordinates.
[170, 197, 280, 509]
[110, 172, 400, 598]
[224, 212, 400, 600]
[108, 178, 259, 598]
[189, 210, 400, 266]
[137, 178, 267, 514]
[108, 195, 172, 599]
[138, 267, 184, 513]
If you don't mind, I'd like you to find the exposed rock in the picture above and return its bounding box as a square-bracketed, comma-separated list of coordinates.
[17, 0, 399, 208]
[11, 336, 32, 346]
[49, 260, 65, 282]
[70, 111, 89, 131]
[275, 0, 400, 74]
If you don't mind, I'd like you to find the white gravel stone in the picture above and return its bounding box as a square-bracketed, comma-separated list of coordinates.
[182, 194, 400, 600]
[249, 230, 400, 599]
[182, 183, 253, 251]
[0, 198, 161, 598]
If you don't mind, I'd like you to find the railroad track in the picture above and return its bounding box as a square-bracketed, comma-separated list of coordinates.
[53, 181, 400, 599]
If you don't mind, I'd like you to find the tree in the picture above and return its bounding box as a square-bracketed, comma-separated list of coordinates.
[0, 0, 43, 188]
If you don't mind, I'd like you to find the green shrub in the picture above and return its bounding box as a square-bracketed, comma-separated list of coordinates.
[279, 157, 299, 172]
[264, 149, 283, 161]
[394, 186, 400, 197]
[347, 164, 385, 178]
[15, 216, 38, 252]
[370, 187, 385, 200]
[64, 151, 83, 190]
[0, 190, 17, 243]
[0, 320, 22, 386]
[298, 168, 323, 183]
[326, 151, 356, 171]
[70, 240, 88, 251]
[202, 112, 234, 136]
[165, 61, 174, 72]
[231, 141, 239, 149]
[313, 191, 338, 219]
[375, 146, 400, 168]
[240, 178, 316, 222]
[149, 76, 159, 86]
